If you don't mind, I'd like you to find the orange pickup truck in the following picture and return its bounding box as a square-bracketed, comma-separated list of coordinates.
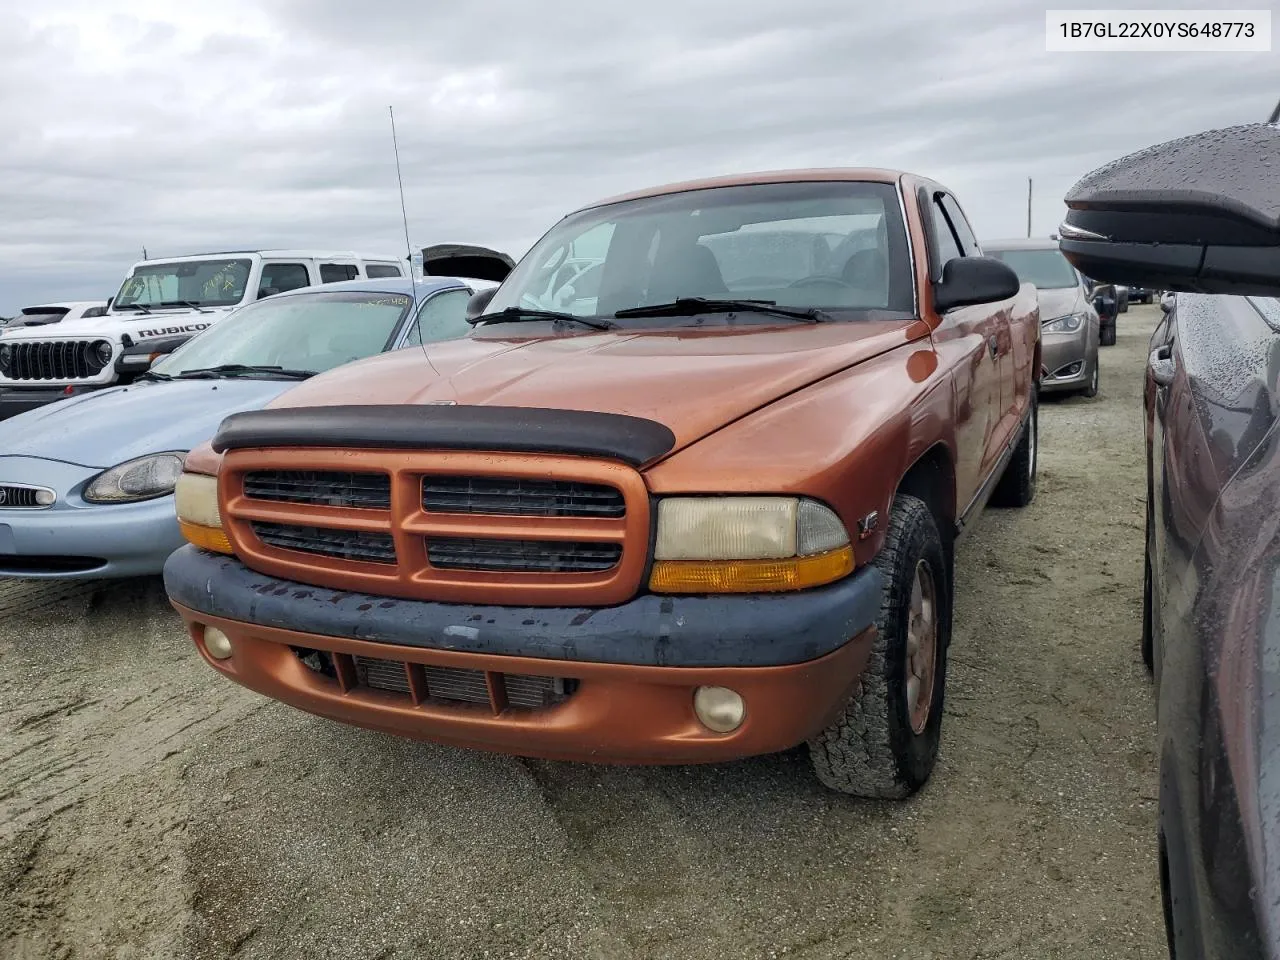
[165, 169, 1040, 798]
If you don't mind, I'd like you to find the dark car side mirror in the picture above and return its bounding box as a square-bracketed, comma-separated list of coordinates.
[465, 288, 498, 322]
[932, 257, 1022, 313]
[1058, 123, 1280, 296]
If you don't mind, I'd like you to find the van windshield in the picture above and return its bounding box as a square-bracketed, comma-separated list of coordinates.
[114, 259, 252, 308]
[484, 181, 916, 322]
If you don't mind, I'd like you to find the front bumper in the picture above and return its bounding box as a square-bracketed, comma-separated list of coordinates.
[164, 546, 884, 762]
[1040, 330, 1094, 393]
[0, 384, 103, 421]
[0, 458, 185, 577]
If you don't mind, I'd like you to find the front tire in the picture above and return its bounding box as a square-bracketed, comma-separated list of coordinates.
[1082, 358, 1100, 398]
[808, 495, 951, 798]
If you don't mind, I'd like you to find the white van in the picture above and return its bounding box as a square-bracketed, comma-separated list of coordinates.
[0, 250, 407, 419]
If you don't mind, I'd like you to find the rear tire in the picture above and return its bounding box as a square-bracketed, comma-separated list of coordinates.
[808, 495, 950, 799]
[1141, 550, 1154, 673]
[990, 391, 1038, 508]
[1100, 324, 1117, 347]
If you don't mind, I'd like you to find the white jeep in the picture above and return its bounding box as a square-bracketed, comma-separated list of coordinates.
[0, 250, 406, 419]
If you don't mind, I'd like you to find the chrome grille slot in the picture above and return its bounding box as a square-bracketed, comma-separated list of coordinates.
[354, 656, 412, 694]
[422, 476, 625, 517]
[427, 537, 622, 573]
[244, 470, 391, 509]
[6, 340, 109, 381]
[0, 485, 46, 508]
[251, 522, 396, 564]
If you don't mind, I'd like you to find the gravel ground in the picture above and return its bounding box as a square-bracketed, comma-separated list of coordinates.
[1, 307, 1163, 960]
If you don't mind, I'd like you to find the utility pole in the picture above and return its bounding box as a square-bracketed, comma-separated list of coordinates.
[142, 245, 148, 259]
[1026, 178, 1032, 238]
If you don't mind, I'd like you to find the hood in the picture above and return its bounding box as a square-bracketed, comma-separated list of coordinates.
[0, 378, 294, 469]
[0, 306, 233, 342]
[267, 321, 919, 453]
[1036, 286, 1085, 322]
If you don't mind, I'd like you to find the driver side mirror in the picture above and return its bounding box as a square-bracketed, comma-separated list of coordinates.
[932, 257, 1021, 313]
[1160, 292, 1175, 314]
[465, 287, 497, 322]
[1059, 123, 1280, 296]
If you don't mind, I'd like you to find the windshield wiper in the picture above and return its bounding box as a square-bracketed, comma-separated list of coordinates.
[174, 364, 316, 381]
[614, 298, 829, 323]
[115, 303, 153, 314]
[155, 300, 212, 314]
[471, 306, 617, 331]
[138, 370, 174, 382]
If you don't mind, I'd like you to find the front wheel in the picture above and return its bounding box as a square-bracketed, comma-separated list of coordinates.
[808, 495, 951, 798]
[1082, 359, 1100, 398]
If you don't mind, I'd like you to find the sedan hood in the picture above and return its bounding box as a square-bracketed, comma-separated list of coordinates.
[1036, 286, 1085, 321]
[0, 379, 295, 469]
[267, 321, 919, 452]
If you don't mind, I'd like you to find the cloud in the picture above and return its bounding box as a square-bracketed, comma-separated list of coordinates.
[0, 0, 1272, 313]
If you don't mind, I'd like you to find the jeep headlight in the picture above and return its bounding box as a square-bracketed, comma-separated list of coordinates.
[0, 343, 11, 374]
[83, 452, 186, 503]
[174, 471, 233, 554]
[1042, 313, 1085, 333]
[648, 496, 854, 593]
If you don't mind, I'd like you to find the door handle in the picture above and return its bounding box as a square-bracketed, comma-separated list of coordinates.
[1149, 344, 1176, 387]
[988, 335, 999, 359]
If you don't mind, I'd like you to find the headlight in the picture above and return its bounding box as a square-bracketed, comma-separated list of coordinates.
[1042, 313, 1085, 333]
[649, 496, 854, 594]
[0, 343, 10, 373]
[83, 452, 186, 503]
[175, 471, 233, 554]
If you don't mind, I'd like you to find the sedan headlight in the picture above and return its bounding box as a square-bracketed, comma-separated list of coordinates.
[174, 471, 233, 554]
[649, 496, 854, 593]
[83, 452, 186, 503]
[1042, 313, 1085, 333]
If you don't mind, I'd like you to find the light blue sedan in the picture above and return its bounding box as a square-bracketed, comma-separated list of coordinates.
[0, 276, 478, 578]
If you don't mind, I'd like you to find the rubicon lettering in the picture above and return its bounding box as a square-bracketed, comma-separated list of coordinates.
[136, 323, 210, 338]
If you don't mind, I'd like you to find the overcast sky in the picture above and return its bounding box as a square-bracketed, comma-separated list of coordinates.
[0, 0, 1273, 314]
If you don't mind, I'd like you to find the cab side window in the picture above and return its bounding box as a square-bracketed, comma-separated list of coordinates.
[365, 264, 403, 279]
[939, 194, 982, 257]
[258, 263, 311, 299]
[402, 289, 474, 347]
[928, 198, 963, 274]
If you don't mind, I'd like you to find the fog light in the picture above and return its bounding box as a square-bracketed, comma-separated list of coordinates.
[34, 489, 55, 506]
[693, 686, 745, 733]
[204, 626, 233, 660]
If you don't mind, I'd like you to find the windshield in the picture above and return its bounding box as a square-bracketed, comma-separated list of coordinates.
[114, 258, 252, 308]
[986, 248, 1080, 290]
[485, 181, 914, 321]
[151, 290, 413, 377]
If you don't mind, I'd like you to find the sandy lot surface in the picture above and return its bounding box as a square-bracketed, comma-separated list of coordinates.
[1, 307, 1163, 960]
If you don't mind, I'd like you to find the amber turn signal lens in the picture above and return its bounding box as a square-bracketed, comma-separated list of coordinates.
[179, 519, 234, 555]
[648, 545, 855, 594]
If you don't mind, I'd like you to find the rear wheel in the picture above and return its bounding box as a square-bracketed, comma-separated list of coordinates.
[991, 391, 1038, 508]
[808, 495, 950, 798]
[1100, 324, 1117, 346]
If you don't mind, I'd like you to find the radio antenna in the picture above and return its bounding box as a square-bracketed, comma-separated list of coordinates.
[389, 105, 416, 287]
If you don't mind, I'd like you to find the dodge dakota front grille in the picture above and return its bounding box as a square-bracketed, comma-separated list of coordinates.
[339, 653, 575, 710]
[251, 522, 397, 564]
[245, 470, 391, 509]
[427, 537, 622, 573]
[422, 476, 626, 517]
[221, 449, 651, 606]
[3, 340, 110, 381]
